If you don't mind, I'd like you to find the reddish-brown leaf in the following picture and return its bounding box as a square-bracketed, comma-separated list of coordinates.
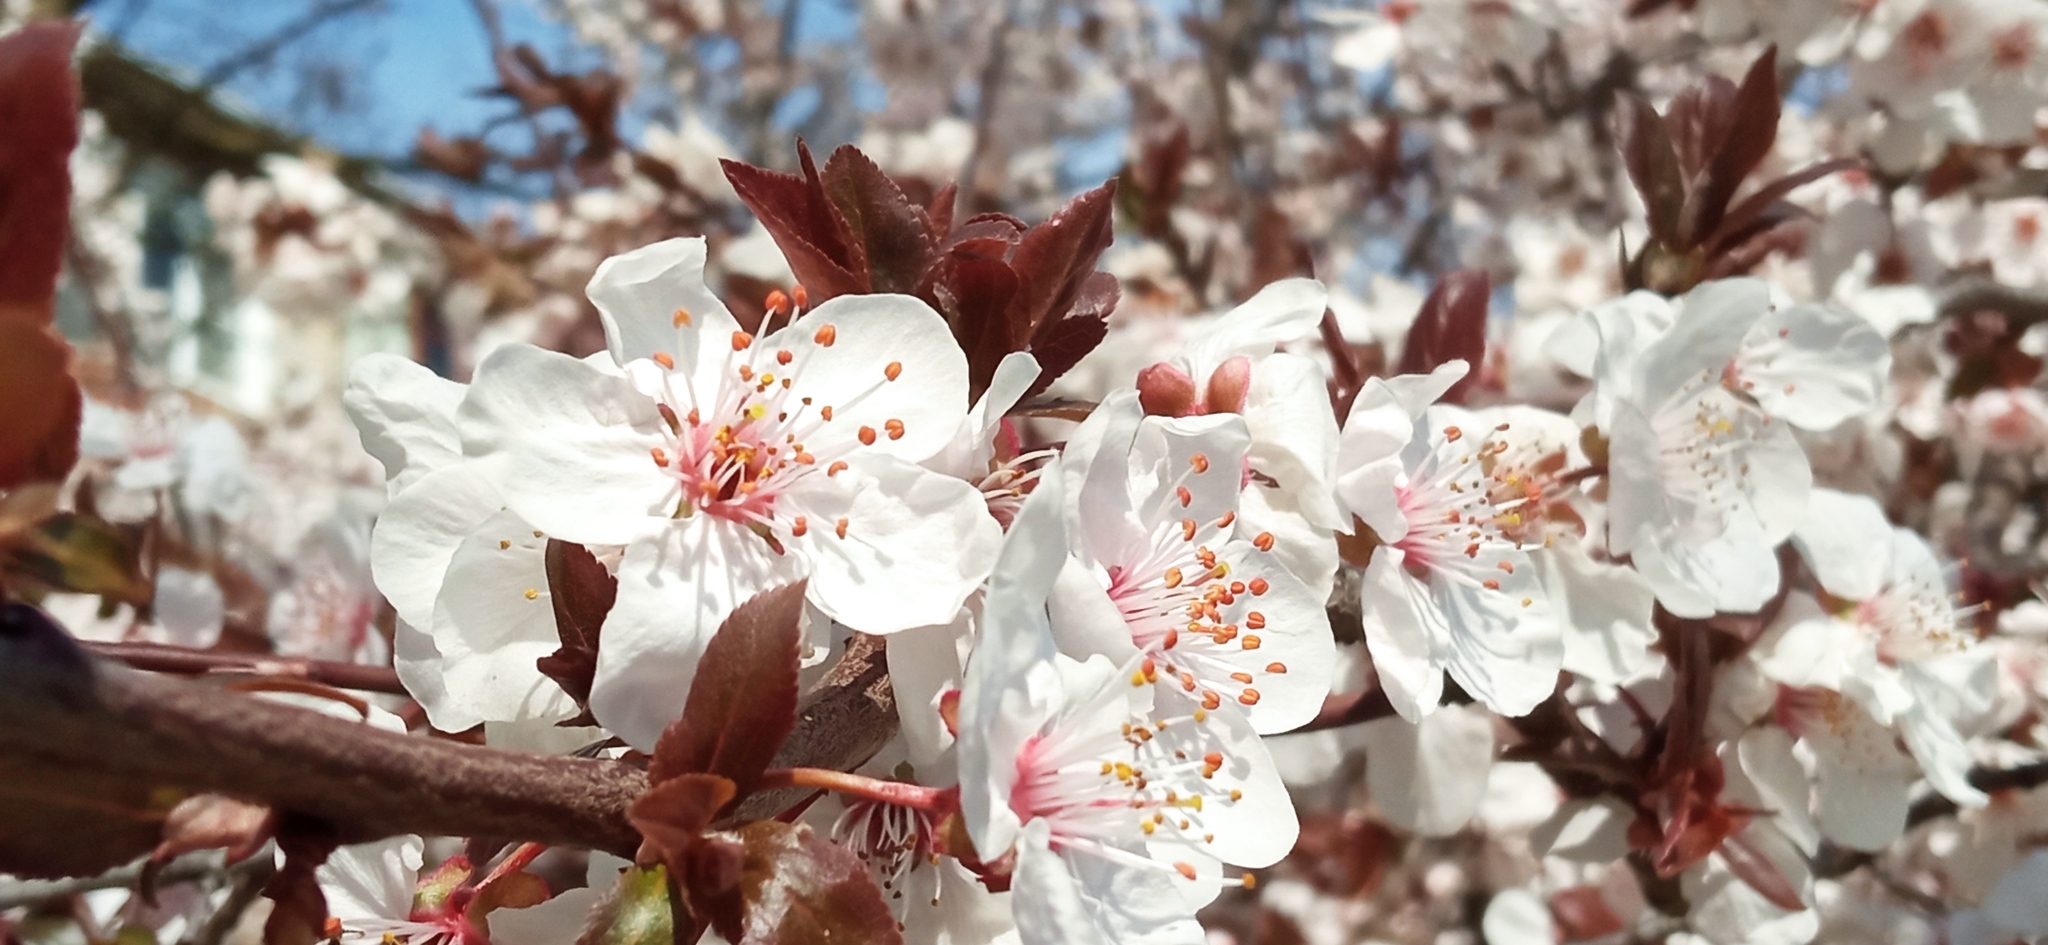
[0, 321, 81, 490]
[721, 148, 864, 300]
[1718, 829, 1806, 912]
[1614, 94, 1685, 247]
[1549, 887, 1627, 941]
[0, 21, 80, 317]
[821, 145, 935, 295]
[260, 821, 338, 945]
[648, 581, 807, 797]
[704, 821, 902, 945]
[1005, 181, 1118, 351]
[1023, 271, 1118, 398]
[535, 539, 616, 717]
[1395, 270, 1490, 404]
[1683, 47, 1782, 247]
[1706, 157, 1860, 256]
[630, 772, 737, 867]
[1664, 75, 1738, 186]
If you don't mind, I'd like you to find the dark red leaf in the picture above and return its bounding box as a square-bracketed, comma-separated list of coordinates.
[1022, 271, 1118, 398]
[1004, 181, 1118, 352]
[1706, 157, 1859, 256]
[0, 23, 81, 490]
[1664, 75, 1738, 186]
[925, 182, 958, 239]
[1683, 47, 1782, 247]
[720, 147, 864, 300]
[1614, 94, 1685, 247]
[1549, 887, 1627, 941]
[0, 21, 80, 316]
[821, 146, 936, 294]
[648, 581, 807, 797]
[260, 821, 338, 945]
[1718, 830, 1806, 912]
[714, 821, 903, 945]
[629, 772, 738, 867]
[936, 254, 1022, 376]
[1394, 270, 1490, 404]
[535, 539, 617, 718]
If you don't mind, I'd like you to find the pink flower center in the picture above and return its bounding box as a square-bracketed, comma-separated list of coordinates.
[638, 324, 909, 544]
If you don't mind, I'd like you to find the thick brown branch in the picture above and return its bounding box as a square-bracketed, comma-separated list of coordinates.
[1, 605, 902, 880]
[80, 641, 409, 695]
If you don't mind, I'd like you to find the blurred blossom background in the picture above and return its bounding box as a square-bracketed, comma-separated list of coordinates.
[14, 0, 2048, 942]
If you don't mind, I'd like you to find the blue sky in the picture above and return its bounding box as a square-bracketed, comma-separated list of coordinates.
[108, 0, 587, 158]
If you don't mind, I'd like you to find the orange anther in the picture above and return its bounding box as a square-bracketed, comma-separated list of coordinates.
[885, 419, 906, 440]
[827, 461, 849, 476]
[791, 517, 809, 537]
[1240, 635, 1261, 650]
[651, 352, 675, 369]
[1245, 612, 1266, 630]
[1265, 662, 1287, 674]
[731, 331, 754, 351]
[1238, 688, 1261, 706]
[672, 308, 692, 327]
[814, 324, 838, 346]
[766, 289, 790, 315]
[820, 406, 834, 421]
[776, 349, 794, 365]
[1176, 486, 1192, 507]
[1181, 519, 1197, 541]
[859, 426, 878, 445]
[1229, 671, 1254, 684]
[1175, 862, 1198, 881]
[884, 361, 903, 381]
[792, 284, 809, 308]
[1190, 453, 1210, 473]
[1216, 511, 1235, 529]
[835, 518, 850, 539]
[1253, 532, 1275, 552]
[1248, 577, 1269, 595]
[1483, 578, 1502, 590]
[650, 447, 669, 467]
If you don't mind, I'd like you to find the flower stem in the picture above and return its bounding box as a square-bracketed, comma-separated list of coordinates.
[478, 841, 547, 890]
[756, 767, 957, 813]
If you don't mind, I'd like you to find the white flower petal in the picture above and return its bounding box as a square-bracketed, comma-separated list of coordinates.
[344, 353, 467, 492]
[1737, 303, 1890, 430]
[588, 518, 799, 750]
[768, 294, 969, 463]
[459, 345, 672, 546]
[1359, 703, 1494, 837]
[585, 237, 739, 369]
[783, 458, 999, 634]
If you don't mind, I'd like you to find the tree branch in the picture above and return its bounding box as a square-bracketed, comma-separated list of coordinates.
[0, 605, 903, 880]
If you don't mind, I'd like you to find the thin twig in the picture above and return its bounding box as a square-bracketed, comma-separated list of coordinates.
[80, 641, 408, 695]
[180, 856, 277, 945]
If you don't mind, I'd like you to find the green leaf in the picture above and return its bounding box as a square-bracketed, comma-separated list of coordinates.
[648, 582, 807, 798]
[576, 865, 678, 945]
[8, 512, 147, 604]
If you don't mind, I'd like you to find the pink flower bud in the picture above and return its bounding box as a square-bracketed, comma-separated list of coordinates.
[1137, 362, 1200, 417]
